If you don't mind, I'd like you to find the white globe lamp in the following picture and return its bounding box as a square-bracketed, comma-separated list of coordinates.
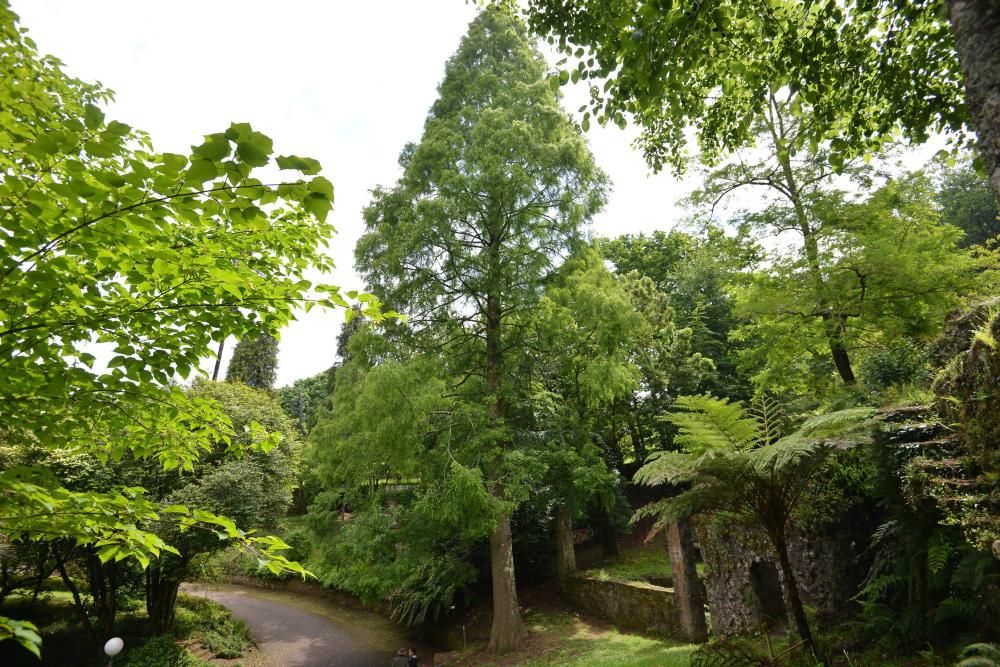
[104, 637, 124, 665]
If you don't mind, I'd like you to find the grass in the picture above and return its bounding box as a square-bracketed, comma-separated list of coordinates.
[436, 605, 696, 666]
[586, 545, 673, 582]
[519, 609, 695, 666]
[582, 541, 705, 584]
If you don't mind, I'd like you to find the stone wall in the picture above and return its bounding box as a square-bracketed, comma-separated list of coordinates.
[562, 573, 682, 638]
[696, 520, 868, 636]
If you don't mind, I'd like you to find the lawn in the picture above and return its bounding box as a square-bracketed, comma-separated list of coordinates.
[580, 540, 706, 585]
[435, 605, 696, 666]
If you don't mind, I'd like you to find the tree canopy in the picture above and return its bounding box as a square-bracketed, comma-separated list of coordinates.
[350, 7, 608, 651]
[227, 334, 280, 390]
[0, 2, 350, 654]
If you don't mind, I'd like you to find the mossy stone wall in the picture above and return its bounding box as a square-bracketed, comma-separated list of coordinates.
[562, 573, 682, 638]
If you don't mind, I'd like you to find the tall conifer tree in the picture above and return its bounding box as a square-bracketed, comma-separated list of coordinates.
[356, 8, 607, 651]
[226, 334, 279, 391]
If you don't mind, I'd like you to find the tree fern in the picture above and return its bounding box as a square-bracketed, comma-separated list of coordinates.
[634, 393, 878, 652]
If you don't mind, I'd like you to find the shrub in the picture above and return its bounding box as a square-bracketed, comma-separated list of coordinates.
[860, 341, 930, 393]
[117, 636, 211, 667]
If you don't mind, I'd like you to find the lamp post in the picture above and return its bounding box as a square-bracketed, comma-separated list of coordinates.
[103, 637, 124, 667]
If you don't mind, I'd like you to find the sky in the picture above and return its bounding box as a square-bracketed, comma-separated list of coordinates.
[13, 1, 935, 387]
[14, 0, 706, 386]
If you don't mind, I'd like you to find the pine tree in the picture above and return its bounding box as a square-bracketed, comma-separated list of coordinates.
[226, 334, 279, 390]
[356, 7, 607, 651]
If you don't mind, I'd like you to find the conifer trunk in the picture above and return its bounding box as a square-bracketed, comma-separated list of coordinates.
[488, 508, 526, 652]
[485, 287, 526, 652]
[950, 0, 1000, 204]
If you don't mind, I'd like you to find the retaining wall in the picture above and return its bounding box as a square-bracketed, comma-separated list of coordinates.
[562, 573, 682, 638]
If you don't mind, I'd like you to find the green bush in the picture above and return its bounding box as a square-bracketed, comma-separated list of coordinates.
[172, 594, 230, 639]
[170, 593, 250, 658]
[200, 627, 246, 659]
[117, 636, 211, 667]
[860, 341, 930, 393]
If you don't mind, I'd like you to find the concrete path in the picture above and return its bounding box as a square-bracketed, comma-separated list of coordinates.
[185, 583, 415, 667]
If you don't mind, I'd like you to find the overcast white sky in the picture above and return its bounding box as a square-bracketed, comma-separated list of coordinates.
[19, 1, 931, 387]
[14, 0, 706, 385]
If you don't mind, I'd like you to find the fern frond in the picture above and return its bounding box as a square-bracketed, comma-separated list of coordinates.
[958, 643, 1000, 667]
[663, 394, 760, 454]
[631, 485, 730, 538]
[633, 450, 699, 487]
[782, 407, 877, 447]
[934, 597, 978, 624]
[746, 438, 830, 476]
[860, 573, 903, 602]
[927, 531, 953, 575]
[750, 394, 785, 446]
[871, 519, 900, 546]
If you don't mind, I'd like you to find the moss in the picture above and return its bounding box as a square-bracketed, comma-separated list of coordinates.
[927, 305, 1000, 551]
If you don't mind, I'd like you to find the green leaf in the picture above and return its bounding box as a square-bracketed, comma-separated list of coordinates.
[308, 176, 334, 200]
[186, 158, 219, 184]
[192, 133, 230, 161]
[276, 154, 322, 175]
[236, 131, 274, 167]
[303, 192, 332, 221]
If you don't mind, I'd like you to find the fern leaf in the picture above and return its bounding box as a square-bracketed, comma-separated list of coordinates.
[633, 450, 698, 487]
[958, 642, 1000, 667]
[781, 407, 877, 448]
[663, 394, 760, 454]
[746, 438, 829, 476]
[927, 531, 953, 575]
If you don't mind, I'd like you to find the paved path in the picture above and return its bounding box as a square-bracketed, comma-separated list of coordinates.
[185, 583, 414, 667]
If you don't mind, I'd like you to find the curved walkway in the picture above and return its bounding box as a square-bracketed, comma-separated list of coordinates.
[184, 583, 416, 667]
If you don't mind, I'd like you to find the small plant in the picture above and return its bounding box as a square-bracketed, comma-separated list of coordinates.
[958, 643, 1000, 667]
[970, 307, 1000, 350]
[117, 636, 212, 667]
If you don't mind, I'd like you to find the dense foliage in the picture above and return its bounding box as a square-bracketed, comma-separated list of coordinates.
[517, 0, 1000, 204]
[0, 2, 356, 655]
[4, 1, 1000, 663]
[348, 7, 608, 651]
[226, 335, 280, 391]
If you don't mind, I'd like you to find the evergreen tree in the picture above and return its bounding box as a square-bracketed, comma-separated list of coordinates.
[355, 8, 607, 651]
[226, 334, 279, 390]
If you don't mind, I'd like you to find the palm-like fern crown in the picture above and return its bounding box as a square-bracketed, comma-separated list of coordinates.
[633, 393, 877, 532]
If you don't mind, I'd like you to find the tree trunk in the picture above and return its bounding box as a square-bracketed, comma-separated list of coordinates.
[627, 410, 647, 463]
[484, 287, 525, 652]
[554, 505, 576, 588]
[211, 338, 225, 381]
[950, 0, 1000, 204]
[665, 520, 708, 643]
[85, 553, 118, 639]
[769, 528, 816, 654]
[822, 314, 856, 384]
[146, 564, 183, 634]
[487, 510, 526, 652]
[769, 103, 856, 386]
[55, 553, 98, 651]
[591, 500, 620, 558]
